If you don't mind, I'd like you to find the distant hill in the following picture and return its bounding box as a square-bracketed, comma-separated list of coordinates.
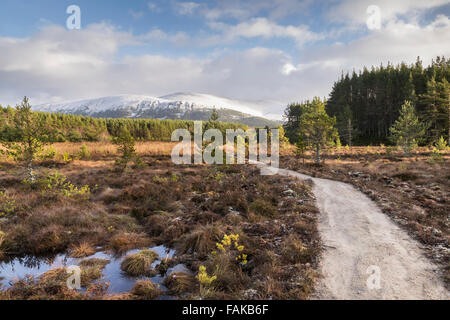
[34, 93, 282, 128]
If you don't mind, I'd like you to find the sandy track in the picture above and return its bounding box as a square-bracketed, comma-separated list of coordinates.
[256, 163, 449, 300]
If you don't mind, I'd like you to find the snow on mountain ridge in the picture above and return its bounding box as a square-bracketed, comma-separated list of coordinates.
[34, 93, 265, 118]
[159, 92, 264, 117]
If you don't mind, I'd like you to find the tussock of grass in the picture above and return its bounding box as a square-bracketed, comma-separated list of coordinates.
[79, 258, 110, 268]
[248, 199, 276, 217]
[79, 258, 110, 288]
[4, 268, 83, 300]
[69, 242, 96, 258]
[176, 224, 224, 257]
[131, 280, 161, 300]
[146, 213, 186, 243]
[281, 236, 315, 264]
[120, 250, 159, 276]
[163, 272, 196, 295]
[108, 232, 151, 253]
[205, 251, 250, 294]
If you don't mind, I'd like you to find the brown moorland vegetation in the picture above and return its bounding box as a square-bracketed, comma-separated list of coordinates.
[0, 142, 321, 300]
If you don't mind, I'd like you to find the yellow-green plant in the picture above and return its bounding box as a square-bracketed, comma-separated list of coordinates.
[153, 175, 168, 183]
[196, 265, 217, 298]
[77, 144, 91, 160]
[195, 233, 248, 298]
[39, 146, 57, 160]
[0, 191, 16, 217]
[429, 147, 443, 164]
[197, 265, 217, 285]
[214, 172, 224, 182]
[41, 171, 91, 199]
[435, 136, 448, 151]
[213, 234, 247, 265]
[62, 152, 73, 163]
[335, 137, 342, 151]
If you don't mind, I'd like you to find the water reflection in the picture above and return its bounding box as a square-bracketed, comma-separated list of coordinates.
[0, 245, 187, 297]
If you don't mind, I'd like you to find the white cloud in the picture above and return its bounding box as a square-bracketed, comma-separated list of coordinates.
[207, 18, 322, 46]
[139, 29, 191, 46]
[282, 63, 298, 75]
[301, 15, 450, 71]
[129, 9, 145, 20]
[199, 0, 314, 21]
[147, 2, 161, 12]
[328, 0, 450, 26]
[174, 2, 200, 15]
[1, 12, 450, 118]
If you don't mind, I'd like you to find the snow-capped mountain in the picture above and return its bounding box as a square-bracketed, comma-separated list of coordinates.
[33, 93, 282, 127]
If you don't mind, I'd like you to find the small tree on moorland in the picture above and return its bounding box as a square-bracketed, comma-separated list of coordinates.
[278, 125, 290, 149]
[205, 107, 220, 132]
[390, 101, 428, 154]
[112, 126, 141, 172]
[210, 107, 219, 122]
[294, 133, 307, 164]
[299, 97, 338, 164]
[1, 97, 50, 182]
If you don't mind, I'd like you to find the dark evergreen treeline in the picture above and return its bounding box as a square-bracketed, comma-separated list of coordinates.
[0, 106, 247, 143]
[284, 56, 450, 145]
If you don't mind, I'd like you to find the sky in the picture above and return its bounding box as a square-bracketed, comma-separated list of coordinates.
[0, 0, 450, 119]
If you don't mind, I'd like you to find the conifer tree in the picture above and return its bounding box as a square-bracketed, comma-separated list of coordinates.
[390, 101, 428, 153]
[112, 126, 138, 172]
[299, 97, 338, 164]
[1, 97, 50, 181]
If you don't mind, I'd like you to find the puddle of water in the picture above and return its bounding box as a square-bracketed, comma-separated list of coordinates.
[0, 254, 76, 287]
[0, 245, 187, 296]
[167, 264, 193, 275]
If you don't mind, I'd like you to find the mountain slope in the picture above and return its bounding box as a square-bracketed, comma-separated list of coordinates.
[34, 93, 282, 127]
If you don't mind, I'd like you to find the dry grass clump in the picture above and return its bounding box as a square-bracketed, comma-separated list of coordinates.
[69, 242, 96, 258]
[4, 268, 83, 300]
[176, 224, 225, 257]
[80, 267, 103, 287]
[205, 251, 250, 294]
[163, 272, 197, 295]
[131, 280, 161, 300]
[281, 235, 316, 265]
[79, 258, 110, 287]
[293, 220, 315, 236]
[49, 142, 176, 159]
[120, 250, 159, 276]
[103, 293, 133, 300]
[0, 199, 143, 256]
[248, 199, 276, 217]
[2, 261, 111, 300]
[108, 232, 151, 253]
[79, 258, 110, 268]
[146, 213, 187, 243]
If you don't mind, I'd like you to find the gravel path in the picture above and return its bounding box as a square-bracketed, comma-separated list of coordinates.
[257, 163, 449, 300]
